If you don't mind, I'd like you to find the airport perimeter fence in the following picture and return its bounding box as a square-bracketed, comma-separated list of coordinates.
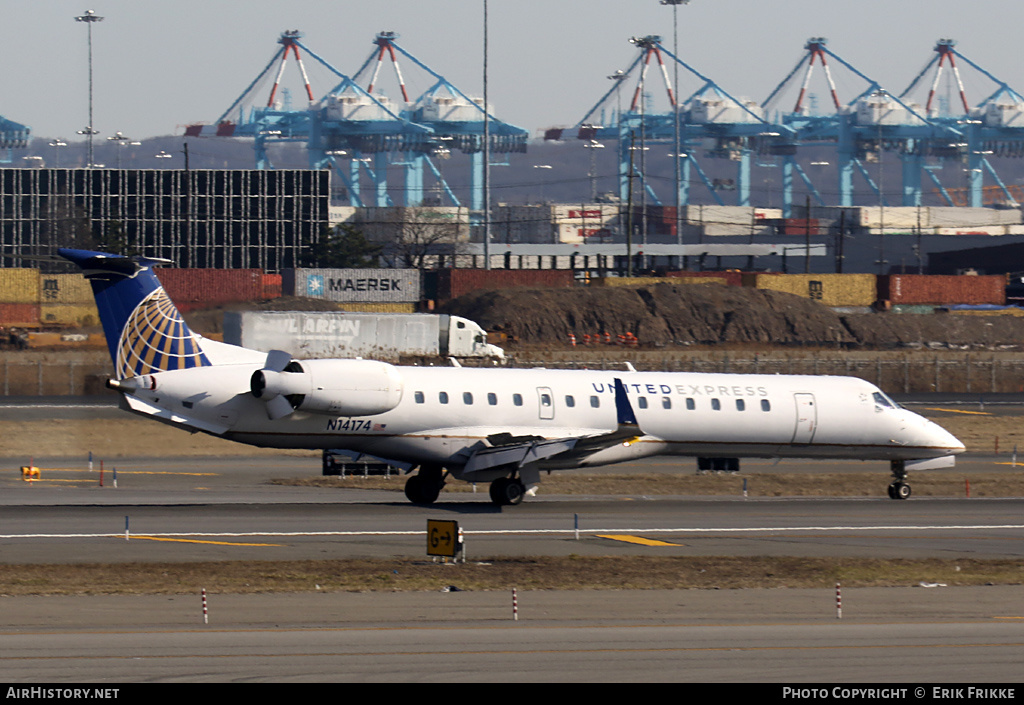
[4, 355, 1024, 396]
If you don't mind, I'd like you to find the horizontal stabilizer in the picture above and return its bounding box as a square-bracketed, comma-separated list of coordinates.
[123, 395, 230, 436]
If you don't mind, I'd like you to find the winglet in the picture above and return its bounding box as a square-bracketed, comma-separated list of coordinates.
[613, 377, 638, 427]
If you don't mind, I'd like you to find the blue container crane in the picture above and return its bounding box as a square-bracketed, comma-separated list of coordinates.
[765, 38, 962, 213]
[184, 30, 431, 206]
[0, 115, 31, 162]
[347, 31, 529, 210]
[898, 39, 1024, 208]
[549, 35, 792, 209]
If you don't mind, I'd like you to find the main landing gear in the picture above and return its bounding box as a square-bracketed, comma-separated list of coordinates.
[489, 476, 526, 506]
[887, 460, 912, 500]
[404, 464, 446, 505]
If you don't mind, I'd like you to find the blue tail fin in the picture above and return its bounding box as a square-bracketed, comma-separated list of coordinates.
[58, 248, 210, 379]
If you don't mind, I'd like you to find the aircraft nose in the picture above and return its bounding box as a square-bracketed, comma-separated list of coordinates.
[926, 420, 965, 455]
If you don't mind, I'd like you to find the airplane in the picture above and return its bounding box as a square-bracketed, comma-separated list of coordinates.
[59, 247, 965, 506]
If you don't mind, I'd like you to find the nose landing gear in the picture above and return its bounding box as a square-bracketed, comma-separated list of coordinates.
[888, 460, 912, 500]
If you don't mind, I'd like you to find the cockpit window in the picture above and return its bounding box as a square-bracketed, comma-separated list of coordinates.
[873, 391, 897, 409]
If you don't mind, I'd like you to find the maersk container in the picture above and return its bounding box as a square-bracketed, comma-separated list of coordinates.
[283, 268, 420, 303]
[224, 311, 503, 360]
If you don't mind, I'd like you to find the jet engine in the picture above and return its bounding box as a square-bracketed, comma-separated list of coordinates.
[250, 351, 403, 420]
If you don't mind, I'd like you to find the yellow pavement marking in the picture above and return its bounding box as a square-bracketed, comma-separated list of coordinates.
[130, 536, 283, 547]
[596, 534, 682, 547]
[921, 407, 992, 416]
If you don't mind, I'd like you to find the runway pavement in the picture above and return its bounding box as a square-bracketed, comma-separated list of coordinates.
[3, 397, 1024, 682]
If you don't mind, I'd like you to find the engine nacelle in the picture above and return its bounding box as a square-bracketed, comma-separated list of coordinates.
[251, 358, 403, 417]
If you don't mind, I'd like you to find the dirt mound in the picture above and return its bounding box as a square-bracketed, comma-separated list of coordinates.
[439, 283, 1024, 349]
[440, 283, 854, 346]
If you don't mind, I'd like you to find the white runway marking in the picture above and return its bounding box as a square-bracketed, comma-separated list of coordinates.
[3, 524, 1024, 540]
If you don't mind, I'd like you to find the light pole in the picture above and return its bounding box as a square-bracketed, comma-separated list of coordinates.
[482, 0, 491, 270]
[661, 1, 690, 264]
[107, 132, 140, 169]
[48, 139, 68, 167]
[75, 10, 104, 168]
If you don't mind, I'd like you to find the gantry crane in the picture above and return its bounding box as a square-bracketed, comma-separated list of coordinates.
[550, 35, 793, 208]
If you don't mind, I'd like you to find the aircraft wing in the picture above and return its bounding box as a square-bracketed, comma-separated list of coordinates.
[461, 378, 642, 476]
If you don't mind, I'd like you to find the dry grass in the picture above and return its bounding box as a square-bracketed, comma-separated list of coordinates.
[2, 556, 1022, 596]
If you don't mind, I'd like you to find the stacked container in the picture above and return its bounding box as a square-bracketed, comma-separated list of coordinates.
[742, 273, 877, 307]
[283, 268, 420, 313]
[157, 269, 265, 313]
[38, 273, 100, 327]
[878, 274, 1005, 306]
[0, 268, 40, 326]
[436, 269, 575, 301]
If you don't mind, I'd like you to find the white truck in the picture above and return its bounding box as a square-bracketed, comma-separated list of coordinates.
[223, 311, 504, 361]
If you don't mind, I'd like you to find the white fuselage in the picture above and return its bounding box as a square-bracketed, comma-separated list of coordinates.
[121, 360, 965, 475]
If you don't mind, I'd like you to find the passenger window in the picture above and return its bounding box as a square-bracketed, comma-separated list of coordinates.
[487, 393, 497, 406]
[513, 394, 523, 407]
[736, 399, 745, 411]
[662, 397, 672, 410]
[540, 394, 552, 407]
[638, 397, 648, 409]
[565, 395, 575, 408]
[761, 399, 771, 412]
[439, 391, 449, 404]
[686, 398, 695, 411]
[590, 396, 600, 408]
[414, 391, 425, 404]
[711, 398, 721, 411]
[463, 392, 473, 405]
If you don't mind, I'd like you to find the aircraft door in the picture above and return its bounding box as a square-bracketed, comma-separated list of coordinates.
[792, 393, 817, 444]
[537, 387, 555, 420]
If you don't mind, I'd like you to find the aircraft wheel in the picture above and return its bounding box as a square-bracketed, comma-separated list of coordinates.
[888, 481, 911, 500]
[490, 477, 525, 506]
[404, 474, 440, 505]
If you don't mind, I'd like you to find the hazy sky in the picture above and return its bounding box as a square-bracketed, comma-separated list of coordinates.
[7, 1, 1023, 142]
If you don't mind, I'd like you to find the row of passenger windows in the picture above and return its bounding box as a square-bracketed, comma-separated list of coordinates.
[412, 390, 772, 412]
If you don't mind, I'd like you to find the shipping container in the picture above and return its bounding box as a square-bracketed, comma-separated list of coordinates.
[780, 218, 821, 236]
[39, 303, 100, 327]
[38, 273, 93, 304]
[262, 273, 282, 300]
[666, 270, 743, 286]
[0, 269, 40, 303]
[0, 303, 40, 326]
[336, 302, 417, 313]
[743, 273, 877, 307]
[592, 276, 725, 288]
[282, 268, 420, 303]
[438, 269, 575, 300]
[879, 274, 1005, 305]
[157, 269, 265, 312]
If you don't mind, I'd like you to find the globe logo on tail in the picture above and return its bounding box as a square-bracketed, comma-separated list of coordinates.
[116, 288, 210, 379]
